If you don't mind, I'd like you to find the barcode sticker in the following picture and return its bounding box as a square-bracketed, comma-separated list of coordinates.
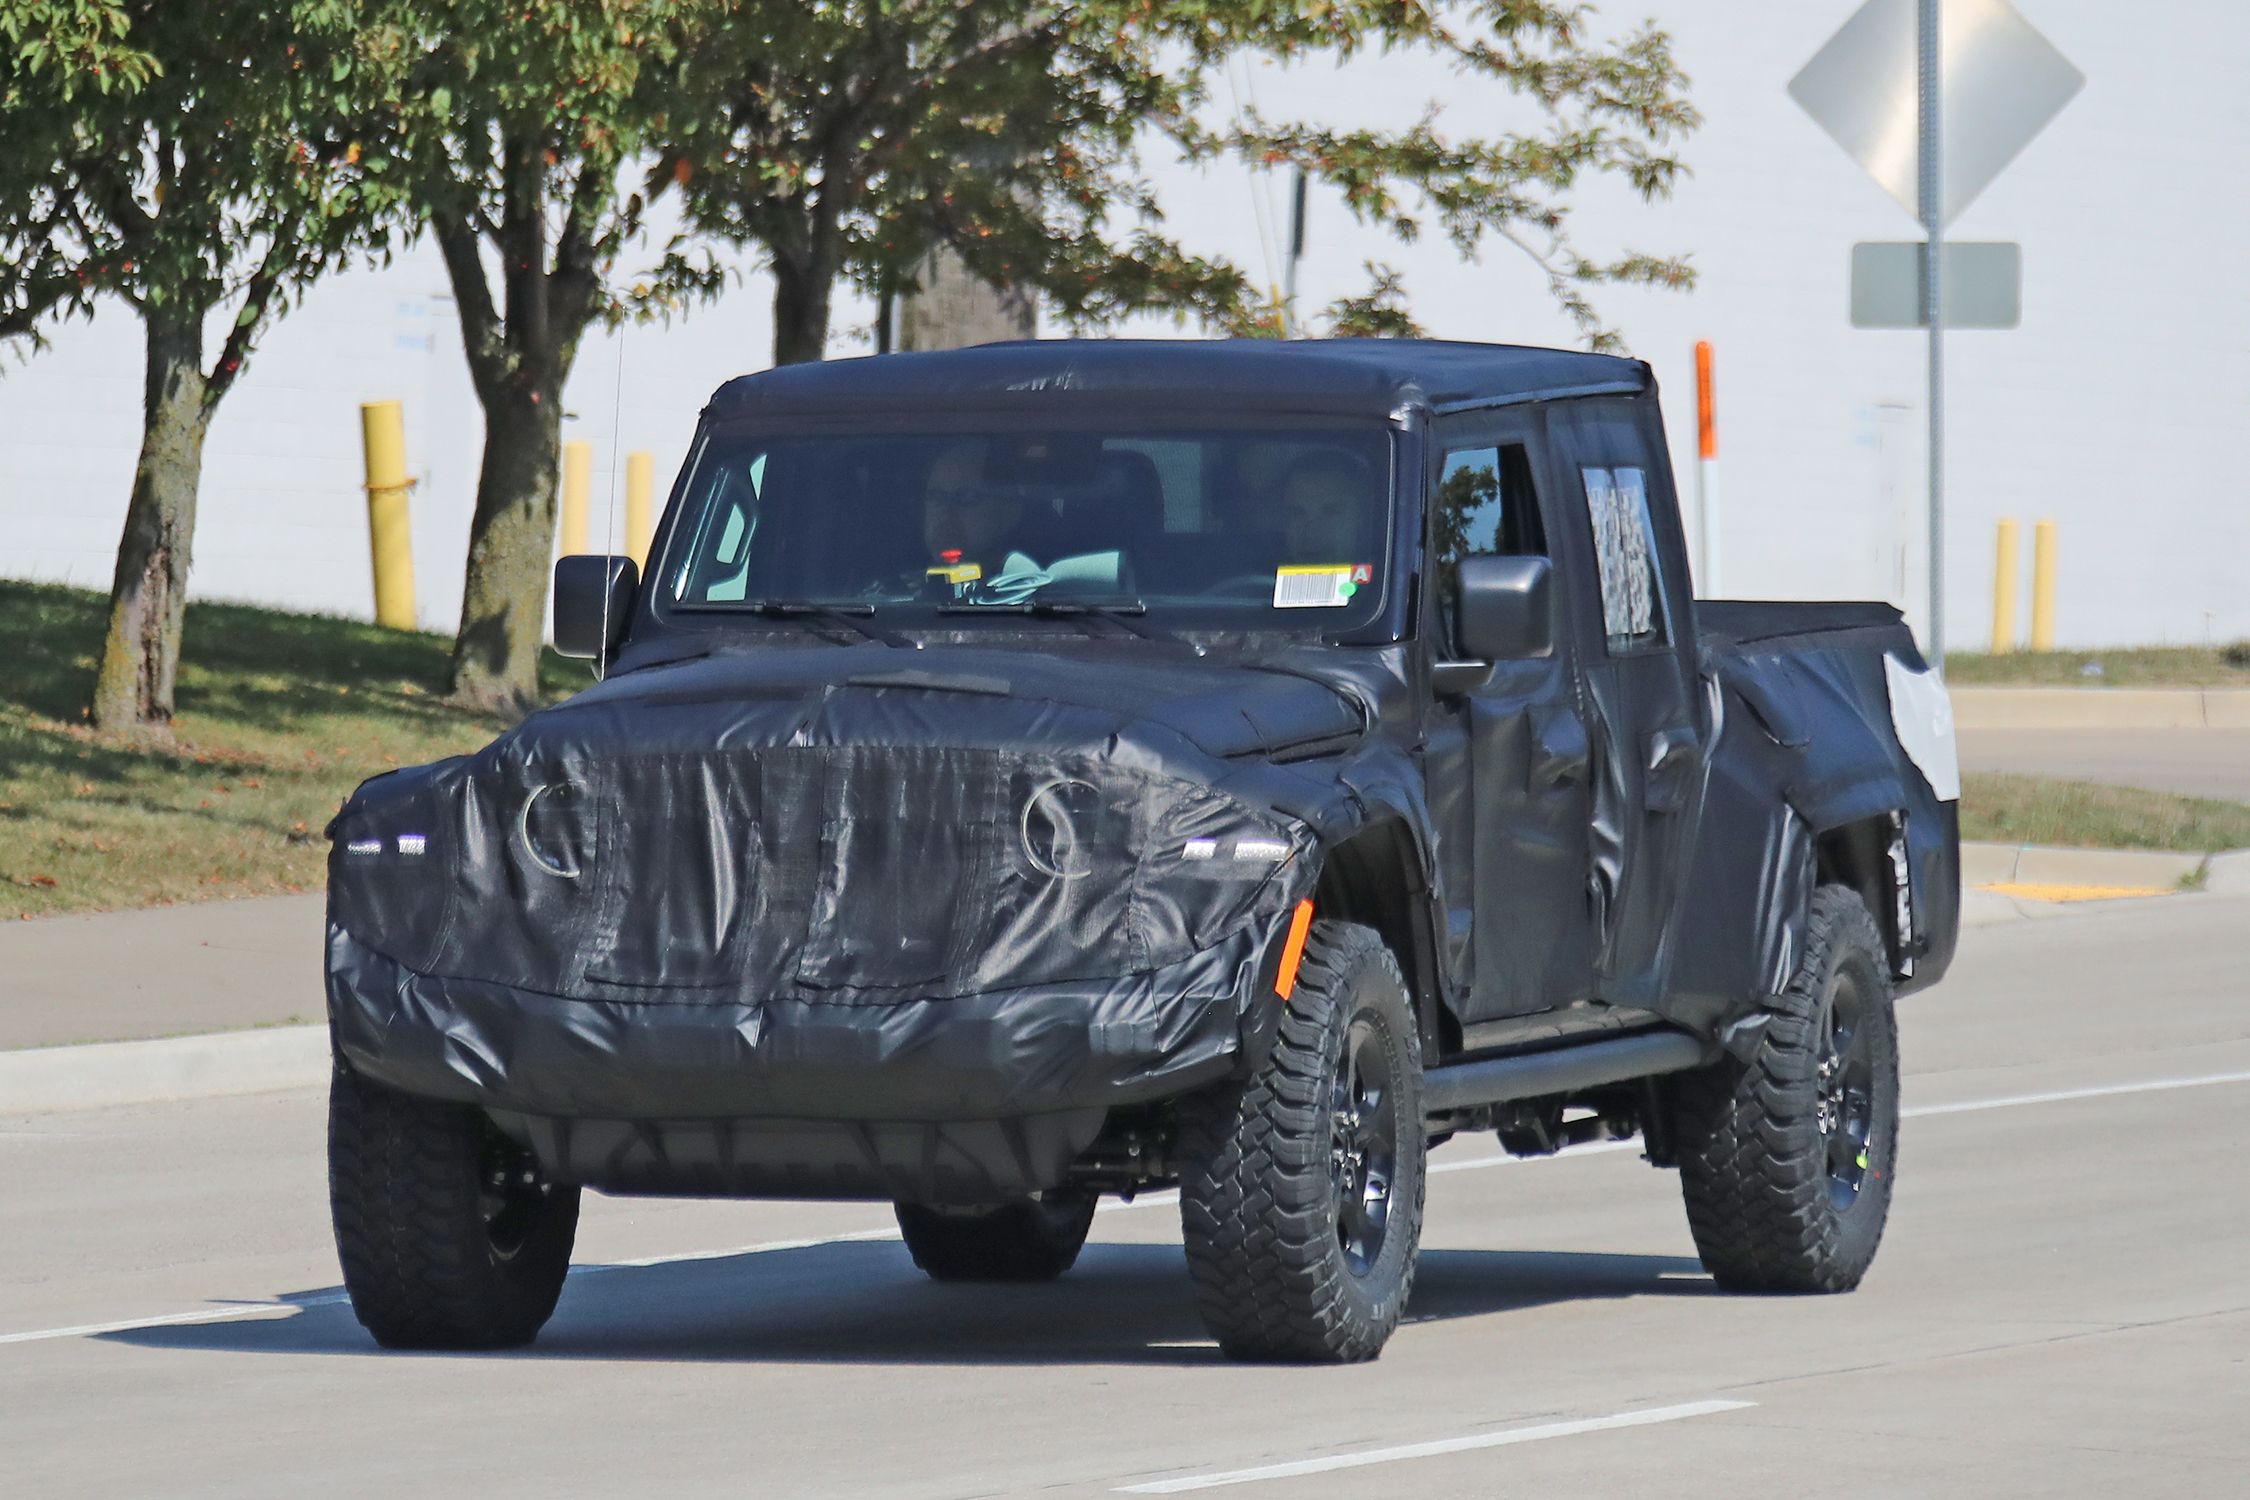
[1273, 566, 1360, 608]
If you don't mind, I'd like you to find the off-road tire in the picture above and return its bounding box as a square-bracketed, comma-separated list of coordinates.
[328, 1064, 580, 1349]
[1669, 884, 1900, 1292]
[894, 1191, 1099, 1281]
[1178, 918, 1425, 1363]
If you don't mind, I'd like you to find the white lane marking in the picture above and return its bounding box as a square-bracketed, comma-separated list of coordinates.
[6, 1066, 2246, 1350]
[1113, 1399, 1756, 1494]
[1901, 1069, 2250, 1119]
[0, 1296, 349, 1347]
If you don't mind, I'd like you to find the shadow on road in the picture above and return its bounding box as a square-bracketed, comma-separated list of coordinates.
[101, 1239, 1713, 1367]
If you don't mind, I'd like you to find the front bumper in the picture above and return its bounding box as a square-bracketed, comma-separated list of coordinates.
[326, 923, 1259, 1124]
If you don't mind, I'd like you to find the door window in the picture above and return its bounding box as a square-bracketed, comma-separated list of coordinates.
[1434, 443, 1546, 655]
[1581, 465, 1666, 653]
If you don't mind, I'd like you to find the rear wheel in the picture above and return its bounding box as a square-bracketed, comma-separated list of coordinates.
[328, 1065, 579, 1349]
[894, 1191, 1099, 1281]
[1669, 884, 1900, 1292]
[1178, 918, 1425, 1362]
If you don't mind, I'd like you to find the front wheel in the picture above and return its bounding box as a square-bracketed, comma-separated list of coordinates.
[1178, 918, 1426, 1362]
[328, 1065, 579, 1349]
[894, 1191, 1099, 1282]
[1668, 884, 1901, 1292]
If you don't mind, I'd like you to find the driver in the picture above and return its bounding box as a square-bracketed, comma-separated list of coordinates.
[921, 440, 1035, 576]
[1278, 449, 1376, 563]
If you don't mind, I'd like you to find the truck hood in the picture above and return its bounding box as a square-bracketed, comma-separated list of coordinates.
[545, 639, 1373, 762]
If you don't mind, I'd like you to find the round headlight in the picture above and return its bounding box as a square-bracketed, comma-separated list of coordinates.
[1020, 778, 1100, 880]
[518, 782, 590, 879]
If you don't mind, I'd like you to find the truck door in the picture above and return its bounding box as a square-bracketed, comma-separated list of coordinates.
[1545, 396, 1706, 1010]
[1425, 416, 1599, 1025]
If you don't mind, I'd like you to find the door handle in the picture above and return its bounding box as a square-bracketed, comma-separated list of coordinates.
[1644, 724, 1698, 811]
[1528, 705, 1590, 791]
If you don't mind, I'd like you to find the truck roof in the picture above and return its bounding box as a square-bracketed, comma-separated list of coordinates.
[706, 338, 1650, 421]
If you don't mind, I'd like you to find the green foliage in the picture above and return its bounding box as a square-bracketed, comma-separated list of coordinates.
[1319, 262, 1427, 339]
[0, 1, 155, 100]
[1181, 1, 1700, 349]
[653, 0, 1697, 359]
[0, 0, 393, 372]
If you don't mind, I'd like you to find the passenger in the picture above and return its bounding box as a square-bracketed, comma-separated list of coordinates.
[1278, 449, 1378, 563]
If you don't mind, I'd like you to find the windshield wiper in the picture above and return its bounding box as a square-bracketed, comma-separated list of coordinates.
[741, 599, 911, 649]
[941, 598, 1205, 656]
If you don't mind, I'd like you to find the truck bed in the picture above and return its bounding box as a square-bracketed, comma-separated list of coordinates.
[1696, 598, 1924, 660]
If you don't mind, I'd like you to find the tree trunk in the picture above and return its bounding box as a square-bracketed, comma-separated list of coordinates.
[771, 255, 834, 366]
[898, 245, 1038, 353]
[448, 383, 563, 713]
[92, 311, 210, 731]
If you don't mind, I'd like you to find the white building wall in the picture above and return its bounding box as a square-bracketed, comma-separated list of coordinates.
[1, 1, 2241, 648]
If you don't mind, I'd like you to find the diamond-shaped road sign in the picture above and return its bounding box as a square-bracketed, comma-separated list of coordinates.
[1790, 0, 2084, 227]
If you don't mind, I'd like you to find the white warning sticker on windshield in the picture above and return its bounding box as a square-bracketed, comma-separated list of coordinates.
[1273, 565, 1366, 608]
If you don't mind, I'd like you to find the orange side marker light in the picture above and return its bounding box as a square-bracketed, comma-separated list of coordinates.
[1274, 899, 1316, 999]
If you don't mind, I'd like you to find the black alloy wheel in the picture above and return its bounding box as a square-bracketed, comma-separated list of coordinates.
[1330, 1016, 1401, 1276]
[1817, 965, 1878, 1211]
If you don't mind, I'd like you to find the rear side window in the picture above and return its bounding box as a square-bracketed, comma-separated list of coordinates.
[1581, 465, 1665, 652]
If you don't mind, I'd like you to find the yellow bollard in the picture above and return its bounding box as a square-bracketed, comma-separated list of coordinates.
[1989, 517, 2020, 654]
[625, 451, 655, 570]
[358, 401, 417, 631]
[559, 440, 592, 556]
[2030, 519, 2058, 651]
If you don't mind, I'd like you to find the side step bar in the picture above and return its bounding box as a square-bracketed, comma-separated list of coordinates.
[1422, 1027, 1713, 1114]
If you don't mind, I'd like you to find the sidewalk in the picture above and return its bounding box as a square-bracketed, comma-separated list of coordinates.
[1950, 686, 2250, 731]
[0, 893, 323, 1051]
[1958, 727, 2250, 803]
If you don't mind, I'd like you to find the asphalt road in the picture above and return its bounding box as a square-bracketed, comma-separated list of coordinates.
[1959, 727, 2250, 803]
[5, 894, 2247, 1498]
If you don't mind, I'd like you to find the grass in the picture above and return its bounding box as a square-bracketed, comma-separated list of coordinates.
[0, 579, 580, 919]
[1960, 771, 2250, 853]
[1944, 642, 2250, 688]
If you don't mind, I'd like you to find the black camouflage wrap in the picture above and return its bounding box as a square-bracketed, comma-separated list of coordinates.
[325, 340, 1959, 1203]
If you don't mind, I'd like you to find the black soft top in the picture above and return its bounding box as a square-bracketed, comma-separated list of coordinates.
[707, 338, 1650, 421]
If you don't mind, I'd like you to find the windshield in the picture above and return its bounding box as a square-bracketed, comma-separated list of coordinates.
[660, 423, 1394, 630]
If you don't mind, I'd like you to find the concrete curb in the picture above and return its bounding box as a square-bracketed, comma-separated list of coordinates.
[0, 1024, 327, 1115]
[1952, 686, 2250, 730]
[2206, 850, 2250, 898]
[1960, 840, 2210, 891]
[1958, 887, 2192, 928]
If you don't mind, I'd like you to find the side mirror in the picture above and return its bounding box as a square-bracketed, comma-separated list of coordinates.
[553, 554, 638, 661]
[1456, 554, 1554, 661]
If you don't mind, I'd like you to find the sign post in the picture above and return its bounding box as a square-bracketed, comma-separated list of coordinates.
[1918, 0, 1943, 665]
[1789, 0, 2082, 667]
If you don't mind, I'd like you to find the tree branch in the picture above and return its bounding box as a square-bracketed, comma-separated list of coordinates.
[202, 236, 297, 410]
[432, 212, 507, 393]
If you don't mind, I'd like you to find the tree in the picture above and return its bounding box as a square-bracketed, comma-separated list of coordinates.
[0, 1, 389, 730]
[360, 0, 687, 711]
[653, 0, 1697, 366]
[654, 1, 1245, 367]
